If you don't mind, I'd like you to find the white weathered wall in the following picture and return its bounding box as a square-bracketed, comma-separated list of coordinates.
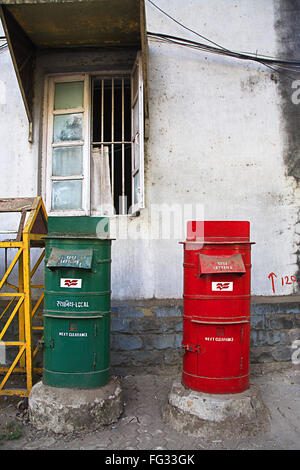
[0, 1, 299, 299]
[0, 22, 37, 199]
[112, 0, 298, 298]
[0, 20, 40, 287]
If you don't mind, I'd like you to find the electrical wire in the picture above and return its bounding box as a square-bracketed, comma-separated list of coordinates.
[147, 31, 300, 81]
[0, 36, 8, 53]
[148, 31, 300, 66]
[0, 42, 8, 53]
[146, 0, 300, 80]
[147, 0, 300, 64]
[147, 0, 231, 52]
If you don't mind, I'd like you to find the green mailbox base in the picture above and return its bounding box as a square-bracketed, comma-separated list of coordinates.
[43, 368, 110, 389]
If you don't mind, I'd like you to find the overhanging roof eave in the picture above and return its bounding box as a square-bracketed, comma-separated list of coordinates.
[0, 0, 148, 139]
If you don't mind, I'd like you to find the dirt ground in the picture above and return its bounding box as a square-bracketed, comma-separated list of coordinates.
[0, 362, 299, 451]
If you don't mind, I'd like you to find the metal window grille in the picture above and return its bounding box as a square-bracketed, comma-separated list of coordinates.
[92, 77, 132, 215]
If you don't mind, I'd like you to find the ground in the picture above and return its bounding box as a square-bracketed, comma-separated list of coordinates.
[0, 362, 299, 451]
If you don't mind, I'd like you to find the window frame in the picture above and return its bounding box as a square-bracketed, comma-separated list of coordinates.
[44, 73, 90, 216]
[42, 56, 144, 217]
[131, 52, 145, 214]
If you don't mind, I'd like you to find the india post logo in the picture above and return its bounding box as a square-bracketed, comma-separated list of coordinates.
[0, 342, 6, 364]
[212, 282, 233, 291]
[60, 278, 82, 289]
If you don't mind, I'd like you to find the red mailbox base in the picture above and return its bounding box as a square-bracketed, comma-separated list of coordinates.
[182, 371, 249, 395]
[182, 319, 250, 394]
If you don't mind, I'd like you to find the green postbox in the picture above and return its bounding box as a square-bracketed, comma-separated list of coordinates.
[42, 217, 112, 389]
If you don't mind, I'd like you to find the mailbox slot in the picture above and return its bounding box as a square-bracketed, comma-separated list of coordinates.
[198, 253, 246, 276]
[46, 248, 93, 269]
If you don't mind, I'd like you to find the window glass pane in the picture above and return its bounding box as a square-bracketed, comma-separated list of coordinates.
[134, 136, 139, 170]
[53, 113, 83, 142]
[52, 146, 83, 176]
[134, 171, 140, 205]
[51, 180, 82, 210]
[54, 81, 84, 110]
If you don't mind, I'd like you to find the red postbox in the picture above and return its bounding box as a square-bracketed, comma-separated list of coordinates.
[181, 221, 254, 394]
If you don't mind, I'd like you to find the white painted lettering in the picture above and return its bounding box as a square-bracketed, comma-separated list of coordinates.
[291, 80, 300, 104]
[204, 337, 234, 342]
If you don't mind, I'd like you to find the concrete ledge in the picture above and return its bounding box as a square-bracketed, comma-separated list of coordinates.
[28, 378, 123, 434]
[162, 381, 270, 439]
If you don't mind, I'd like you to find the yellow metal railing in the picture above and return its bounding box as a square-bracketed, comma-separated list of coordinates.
[0, 197, 47, 396]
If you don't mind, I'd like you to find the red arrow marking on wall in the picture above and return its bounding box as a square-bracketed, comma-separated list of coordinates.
[268, 272, 277, 294]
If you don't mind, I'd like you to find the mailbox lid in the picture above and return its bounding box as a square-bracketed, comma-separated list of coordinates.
[187, 220, 250, 242]
[46, 248, 93, 269]
[199, 253, 246, 274]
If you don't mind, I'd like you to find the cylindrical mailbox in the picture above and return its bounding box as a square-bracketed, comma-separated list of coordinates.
[181, 221, 254, 394]
[42, 216, 112, 389]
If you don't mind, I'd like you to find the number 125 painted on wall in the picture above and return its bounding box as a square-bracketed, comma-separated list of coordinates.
[268, 272, 297, 294]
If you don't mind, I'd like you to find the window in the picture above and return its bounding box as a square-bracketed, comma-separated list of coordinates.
[45, 74, 90, 215]
[43, 53, 144, 216]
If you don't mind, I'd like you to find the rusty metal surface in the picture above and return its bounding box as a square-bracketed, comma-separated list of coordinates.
[0, 197, 47, 244]
[0, 197, 36, 212]
[47, 247, 93, 269]
[0, 197, 47, 397]
[16, 210, 27, 241]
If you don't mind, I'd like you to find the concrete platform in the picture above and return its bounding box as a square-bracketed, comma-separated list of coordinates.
[28, 377, 123, 434]
[162, 380, 270, 439]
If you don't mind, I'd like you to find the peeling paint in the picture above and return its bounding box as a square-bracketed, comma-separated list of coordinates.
[137, 307, 154, 317]
[240, 74, 263, 93]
